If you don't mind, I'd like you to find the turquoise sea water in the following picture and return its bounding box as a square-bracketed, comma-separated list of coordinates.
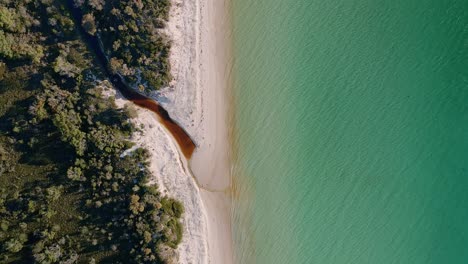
[231, 1, 468, 263]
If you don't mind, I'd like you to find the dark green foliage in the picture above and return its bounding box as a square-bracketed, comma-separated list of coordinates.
[0, 0, 183, 263]
[161, 198, 185, 218]
[81, 0, 172, 92]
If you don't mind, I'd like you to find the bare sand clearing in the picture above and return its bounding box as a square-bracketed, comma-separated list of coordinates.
[102, 85, 208, 263]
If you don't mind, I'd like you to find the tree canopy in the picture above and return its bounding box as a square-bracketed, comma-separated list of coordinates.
[0, 0, 182, 263]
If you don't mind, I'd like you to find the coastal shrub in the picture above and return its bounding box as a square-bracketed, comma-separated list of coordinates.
[124, 104, 138, 119]
[161, 198, 185, 218]
[165, 218, 183, 248]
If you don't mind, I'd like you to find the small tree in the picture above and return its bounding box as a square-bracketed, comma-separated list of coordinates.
[5, 238, 23, 253]
[82, 14, 96, 35]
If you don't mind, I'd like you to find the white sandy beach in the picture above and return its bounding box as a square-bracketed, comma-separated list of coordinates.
[117, 0, 233, 263]
[162, 0, 233, 263]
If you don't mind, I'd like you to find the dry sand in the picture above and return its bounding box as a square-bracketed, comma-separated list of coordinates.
[190, 0, 233, 263]
[150, 0, 234, 262]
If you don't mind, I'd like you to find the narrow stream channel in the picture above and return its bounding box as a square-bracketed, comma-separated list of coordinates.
[67, 1, 196, 158]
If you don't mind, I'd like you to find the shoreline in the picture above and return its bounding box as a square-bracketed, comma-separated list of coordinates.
[155, 0, 233, 263]
[191, 0, 234, 263]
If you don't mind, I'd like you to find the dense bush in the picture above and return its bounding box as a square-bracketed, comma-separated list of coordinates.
[78, 0, 172, 92]
[0, 0, 183, 263]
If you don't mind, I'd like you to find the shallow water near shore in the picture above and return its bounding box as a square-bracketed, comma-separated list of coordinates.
[231, 1, 468, 263]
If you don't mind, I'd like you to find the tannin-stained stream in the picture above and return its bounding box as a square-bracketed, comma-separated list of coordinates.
[67, 2, 196, 158]
[111, 76, 196, 158]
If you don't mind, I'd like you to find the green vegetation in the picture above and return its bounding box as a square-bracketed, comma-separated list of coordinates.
[77, 0, 172, 92]
[0, 0, 182, 263]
